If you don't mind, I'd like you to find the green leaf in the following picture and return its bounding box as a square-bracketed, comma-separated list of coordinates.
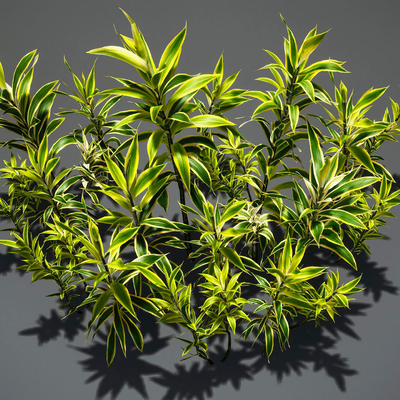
[220, 247, 246, 272]
[287, 104, 299, 132]
[189, 115, 235, 128]
[310, 220, 323, 245]
[169, 112, 193, 125]
[0, 240, 19, 248]
[219, 201, 246, 227]
[264, 324, 274, 360]
[279, 313, 290, 344]
[106, 324, 117, 366]
[171, 142, 191, 191]
[108, 227, 139, 255]
[46, 118, 64, 136]
[319, 238, 357, 269]
[113, 303, 126, 356]
[274, 300, 282, 323]
[176, 135, 217, 151]
[287, 266, 326, 283]
[162, 74, 191, 95]
[101, 86, 156, 104]
[252, 101, 279, 117]
[124, 134, 139, 190]
[327, 176, 379, 199]
[281, 294, 314, 311]
[319, 209, 364, 228]
[92, 291, 112, 323]
[188, 157, 212, 188]
[120, 9, 156, 74]
[17, 66, 34, 112]
[298, 30, 328, 65]
[135, 233, 148, 257]
[213, 53, 224, 90]
[105, 156, 127, 192]
[338, 275, 363, 294]
[150, 105, 162, 123]
[227, 314, 236, 334]
[85, 61, 96, 97]
[300, 60, 348, 76]
[348, 145, 376, 174]
[278, 237, 292, 274]
[116, 254, 164, 271]
[168, 74, 218, 110]
[88, 220, 104, 257]
[147, 129, 165, 164]
[37, 134, 48, 172]
[298, 80, 315, 101]
[158, 25, 187, 87]
[351, 87, 387, 116]
[0, 61, 6, 90]
[27, 81, 58, 124]
[221, 228, 253, 237]
[87, 46, 148, 72]
[101, 189, 131, 212]
[122, 313, 144, 351]
[132, 164, 165, 197]
[99, 95, 122, 117]
[286, 26, 298, 68]
[130, 295, 163, 317]
[110, 282, 136, 317]
[159, 313, 186, 324]
[141, 217, 179, 231]
[220, 71, 241, 95]
[307, 120, 323, 183]
[12, 50, 36, 99]
[50, 134, 77, 157]
[135, 265, 166, 288]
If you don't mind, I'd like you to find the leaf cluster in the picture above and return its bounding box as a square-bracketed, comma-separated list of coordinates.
[0, 11, 399, 365]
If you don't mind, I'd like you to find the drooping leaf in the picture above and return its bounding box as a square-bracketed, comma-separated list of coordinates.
[110, 282, 136, 317]
[87, 46, 148, 72]
[171, 142, 191, 191]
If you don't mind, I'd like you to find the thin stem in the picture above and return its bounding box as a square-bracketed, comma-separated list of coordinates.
[290, 312, 311, 330]
[221, 328, 232, 362]
[252, 70, 298, 263]
[170, 293, 213, 364]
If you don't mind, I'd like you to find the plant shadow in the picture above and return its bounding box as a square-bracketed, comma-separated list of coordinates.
[15, 230, 398, 398]
[71, 313, 171, 400]
[12, 177, 400, 399]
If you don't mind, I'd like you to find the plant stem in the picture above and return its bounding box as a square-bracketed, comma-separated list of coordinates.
[170, 293, 213, 364]
[251, 70, 298, 263]
[290, 312, 311, 330]
[221, 328, 232, 362]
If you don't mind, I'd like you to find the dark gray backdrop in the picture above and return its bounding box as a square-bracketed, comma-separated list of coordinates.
[0, 1, 399, 399]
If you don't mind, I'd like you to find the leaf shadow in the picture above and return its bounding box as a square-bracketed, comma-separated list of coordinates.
[149, 299, 365, 399]
[71, 328, 171, 400]
[19, 308, 86, 345]
[0, 249, 24, 276]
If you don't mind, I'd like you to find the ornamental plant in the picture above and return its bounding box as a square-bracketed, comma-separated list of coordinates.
[0, 11, 399, 366]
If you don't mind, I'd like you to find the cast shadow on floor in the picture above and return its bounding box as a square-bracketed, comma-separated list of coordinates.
[17, 243, 395, 399]
[12, 175, 400, 399]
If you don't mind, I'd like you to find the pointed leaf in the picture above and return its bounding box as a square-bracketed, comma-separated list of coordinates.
[171, 142, 190, 191]
[110, 282, 136, 317]
[87, 46, 148, 72]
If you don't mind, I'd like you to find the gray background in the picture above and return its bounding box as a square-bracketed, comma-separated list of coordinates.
[0, 0, 399, 399]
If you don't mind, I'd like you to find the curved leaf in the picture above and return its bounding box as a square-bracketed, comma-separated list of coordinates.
[88, 46, 148, 72]
[171, 142, 191, 191]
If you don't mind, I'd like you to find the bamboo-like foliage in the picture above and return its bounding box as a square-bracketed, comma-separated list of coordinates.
[0, 11, 399, 365]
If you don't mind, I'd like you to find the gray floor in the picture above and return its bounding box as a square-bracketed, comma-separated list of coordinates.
[0, 1, 399, 399]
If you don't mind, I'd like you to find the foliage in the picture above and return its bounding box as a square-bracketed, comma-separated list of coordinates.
[0, 11, 399, 366]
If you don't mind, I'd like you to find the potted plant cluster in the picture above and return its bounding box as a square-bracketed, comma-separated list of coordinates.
[0, 11, 399, 365]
